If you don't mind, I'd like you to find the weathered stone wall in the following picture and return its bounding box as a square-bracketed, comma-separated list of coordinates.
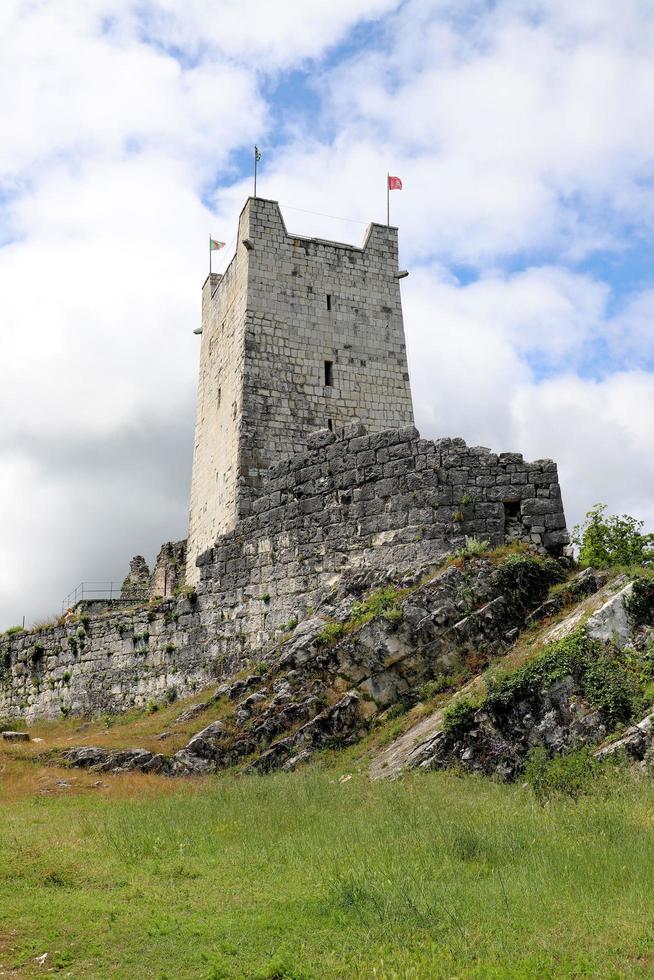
[0, 598, 208, 722]
[0, 424, 568, 722]
[239, 199, 414, 505]
[196, 423, 568, 660]
[187, 246, 249, 583]
[150, 540, 187, 598]
[186, 197, 414, 582]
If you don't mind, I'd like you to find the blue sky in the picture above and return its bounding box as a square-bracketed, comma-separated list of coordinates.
[1, 0, 654, 627]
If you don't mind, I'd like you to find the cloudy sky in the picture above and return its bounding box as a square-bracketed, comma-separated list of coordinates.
[2, 0, 654, 628]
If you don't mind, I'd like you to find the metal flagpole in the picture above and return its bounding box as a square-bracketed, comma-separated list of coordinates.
[254, 146, 258, 198]
[209, 235, 211, 277]
[386, 172, 390, 227]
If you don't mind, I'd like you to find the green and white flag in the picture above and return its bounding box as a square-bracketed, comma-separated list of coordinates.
[254, 145, 261, 162]
[210, 238, 225, 251]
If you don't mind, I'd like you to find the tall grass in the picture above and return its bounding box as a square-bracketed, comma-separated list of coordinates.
[2, 769, 654, 977]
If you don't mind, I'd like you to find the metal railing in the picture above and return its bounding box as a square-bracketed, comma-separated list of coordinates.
[61, 581, 148, 612]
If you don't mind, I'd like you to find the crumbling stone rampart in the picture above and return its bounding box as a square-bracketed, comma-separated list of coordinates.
[0, 424, 568, 721]
[197, 422, 568, 659]
[0, 597, 207, 720]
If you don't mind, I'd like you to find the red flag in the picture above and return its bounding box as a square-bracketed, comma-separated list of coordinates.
[388, 175, 403, 190]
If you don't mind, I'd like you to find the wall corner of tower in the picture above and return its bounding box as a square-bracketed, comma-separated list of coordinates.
[362, 222, 400, 271]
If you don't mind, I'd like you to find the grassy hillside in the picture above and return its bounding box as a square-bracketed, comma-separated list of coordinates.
[3, 748, 654, 978]
[2, 534, 652, 977]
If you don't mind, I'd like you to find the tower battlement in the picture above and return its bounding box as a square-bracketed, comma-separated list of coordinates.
[186, 197, 415, 581]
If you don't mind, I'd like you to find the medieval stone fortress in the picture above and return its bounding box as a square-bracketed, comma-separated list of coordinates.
[0, 198, 569, 722]
[187, 197, 415, 578]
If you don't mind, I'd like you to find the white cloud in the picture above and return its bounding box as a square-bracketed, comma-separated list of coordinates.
[511, 372, 654, 533]
[0, 2, 265, 182]
[315, 0, 654, 261]
[140, 0, 401, 67]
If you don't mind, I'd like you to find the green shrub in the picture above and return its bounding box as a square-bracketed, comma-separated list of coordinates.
[629, 636, 654, 690]
[484, 629, 637, 727]
[420, 675, 452, 700]
[146, 700, 159, 714]
[316, 622, 345, 646]
[456, 535, 490, 558]
[445, 630, 641, 746]
[4, 625, 23, 636]
[382, 606, 403, 626]
[62, 671, 72, 685]
[572, 503, 654, 568]
[442, 697, 479, 739]
[582, 652, 639, 727]
[524, 746, 602, 801]
[492, 553, 565, 611]
[347, 587, 405, 628]
[625, 575, 654, 627]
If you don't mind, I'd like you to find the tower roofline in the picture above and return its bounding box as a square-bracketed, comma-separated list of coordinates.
[239, 196, 398, 251]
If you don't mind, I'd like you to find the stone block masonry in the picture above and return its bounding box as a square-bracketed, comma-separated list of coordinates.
[0, 424, 568, 721]
[186, 197, 415, 583]
[0, 598, 210, 721]
[196, 423, 568, 661]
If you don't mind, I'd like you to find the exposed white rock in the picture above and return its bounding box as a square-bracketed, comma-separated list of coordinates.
[586, 582, 634, 649]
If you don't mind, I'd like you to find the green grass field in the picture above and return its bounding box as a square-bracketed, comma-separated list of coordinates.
[4, 761, 654, 978]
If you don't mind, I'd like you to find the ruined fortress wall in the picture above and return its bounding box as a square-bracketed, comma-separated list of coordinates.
[0, 600, 208, 722]
[196, 423, 568, 658]
[0, 425, 567, 721]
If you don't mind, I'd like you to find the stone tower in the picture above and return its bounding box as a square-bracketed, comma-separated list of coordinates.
[186, 197, 414, 582]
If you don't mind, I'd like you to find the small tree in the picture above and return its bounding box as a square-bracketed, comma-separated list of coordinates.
[572, 504, 654, 568]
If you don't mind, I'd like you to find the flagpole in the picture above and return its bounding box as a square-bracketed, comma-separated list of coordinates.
[386, 172, 389, 227]
[209, 235, 212, 278]
[254, 146, 257, 199]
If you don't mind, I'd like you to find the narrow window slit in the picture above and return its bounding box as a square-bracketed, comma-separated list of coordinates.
[324, 360, 334, 386]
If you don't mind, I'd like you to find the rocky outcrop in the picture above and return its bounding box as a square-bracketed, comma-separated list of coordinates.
[586, 582, 634, 648]
[2, 730, 29, 742]
[58, 551, 569, 777]
[595, 712, 654, 765]
[410, 672, 608, 780]
[381, 573, 654, 781]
